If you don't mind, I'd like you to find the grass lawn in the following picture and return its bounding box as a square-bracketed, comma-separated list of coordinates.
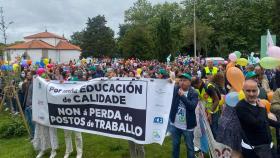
[0, 111, 189, 158]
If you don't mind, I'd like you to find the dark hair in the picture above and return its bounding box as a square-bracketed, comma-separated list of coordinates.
[212, 73, 225, 88]
[191, 76, 201, 86]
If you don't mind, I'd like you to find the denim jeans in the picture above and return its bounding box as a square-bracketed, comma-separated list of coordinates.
[171, 125, 195, 158]
[210, 112, 220, 139]
[18, 91, 25, 110]
[11, 98, 18, 113]
[25, 106, 35, 138]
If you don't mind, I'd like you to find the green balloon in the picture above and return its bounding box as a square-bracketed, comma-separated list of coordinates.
[260, 57, 280, 69]
[41, 73, 47, 79]
[234, 51, 241, 58]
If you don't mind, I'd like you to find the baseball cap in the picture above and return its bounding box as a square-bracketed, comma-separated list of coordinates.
[179, 73, 192, 81]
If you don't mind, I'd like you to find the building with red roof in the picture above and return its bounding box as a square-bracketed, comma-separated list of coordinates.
[5, 30, 81, 63]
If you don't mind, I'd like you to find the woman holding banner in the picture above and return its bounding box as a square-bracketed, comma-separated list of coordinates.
[56, 67, 83, 158]
[33, 70, 59, 158]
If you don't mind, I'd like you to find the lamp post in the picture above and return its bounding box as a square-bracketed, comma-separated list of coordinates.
[193, 0, 197, 58]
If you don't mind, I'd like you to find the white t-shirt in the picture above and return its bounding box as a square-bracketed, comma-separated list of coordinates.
[173, 90, 188, 130]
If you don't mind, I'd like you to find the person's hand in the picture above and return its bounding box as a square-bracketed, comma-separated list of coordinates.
[168, 78, 173, 84]
[59, 80, 64, 84]
[257, 99, 265, 108]
[207, 113, 212, 124]
[178, 88, 184, 96]
[268, 112, 277, 121]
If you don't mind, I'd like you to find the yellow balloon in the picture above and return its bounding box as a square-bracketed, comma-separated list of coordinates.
[43, 58, 49, 65]
[238, 90, 245, 100]
[13, 64, 19, 71]
[136, 68, 142, 75]
[236, 58, 248, 66]
[81, 58, 87, 64]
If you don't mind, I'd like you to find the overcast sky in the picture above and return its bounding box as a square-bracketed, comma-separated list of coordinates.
[0, 0, 181, 43]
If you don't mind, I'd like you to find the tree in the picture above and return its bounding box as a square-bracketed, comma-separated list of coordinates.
[119, 25, 155, 60]
[119, 0, 277, 58]
[272, 0, 280, 44]
[0, 7, 13, 45]
[121, 1, 185, 59]
[0, 42, 5, 57]
[0, 7, 13, 60]
[124, 0, 154, 25]
[181, 0, 274, 56]
[118, 24, 132, 38]
[152, 2, 185, 56]
[155, 16, 173, 61]
[70, 31, 84, 46]
[182, 21, 214, 57]
[70, 15, 116, 57]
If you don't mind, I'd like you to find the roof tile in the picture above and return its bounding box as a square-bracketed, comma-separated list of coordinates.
[24, 31, 66, 40]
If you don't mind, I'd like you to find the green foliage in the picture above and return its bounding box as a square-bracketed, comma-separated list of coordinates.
[120, 0, 185, 60]
[124, 0, 154, 25]
[181, 0, 274, 56]
[70, 15, 116, 58]
[0, 111, 188, 158]
[119, 25, 155, 59]
[0, 116, 27, 138]
[182, 21, 214, 57]
[70, 31, 84, 46]
[0, 42, 5, 57]
[272, 0, 280, 44]
[155, 16, 173, 61]
[70, 0, 279, 59]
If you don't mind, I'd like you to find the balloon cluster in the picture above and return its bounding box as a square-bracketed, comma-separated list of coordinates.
[228, 51, 249, 67]
[228, 51, 241, 62]
[260, 46, 280, 69]
[34, 58, 51, 78]
[248, 52, 259, 65]
[0, 64, 13, 71]
[0, 62, 21, 72]
[225, 66, 245, 107]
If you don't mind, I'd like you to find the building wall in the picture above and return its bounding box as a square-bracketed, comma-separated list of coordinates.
[60, 50, 81, 63]
[47, 50, 80, 63]
[5, 49, 81, 64]
[27, 49, 43, 61]
[4, 49, 42, 61]
[48, 50, 58, 63]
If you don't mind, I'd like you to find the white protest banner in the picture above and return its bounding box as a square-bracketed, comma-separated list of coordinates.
[32, 77, 174, 144]
[195, 102, 232, 158]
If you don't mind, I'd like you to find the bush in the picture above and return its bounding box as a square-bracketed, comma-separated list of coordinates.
[0, 116, 27, 138]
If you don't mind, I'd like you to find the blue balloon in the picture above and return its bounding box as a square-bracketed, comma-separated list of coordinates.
[35, 61, 40, 65]
[40, 61, 45, 67]
[21, 60, 27, 66]
[1, 65, 6, 71]
[7, 65, 13, 71]
[225, 92, 239, 107]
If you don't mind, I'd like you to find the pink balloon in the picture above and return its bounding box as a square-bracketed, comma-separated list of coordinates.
[224, 61, 228, 64]
[229, 53, 237, 62]
[37, 68, 45, 75]
[268, 46, 280, 58]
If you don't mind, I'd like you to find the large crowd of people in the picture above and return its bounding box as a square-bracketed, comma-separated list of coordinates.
[1, 55, 280, 158]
